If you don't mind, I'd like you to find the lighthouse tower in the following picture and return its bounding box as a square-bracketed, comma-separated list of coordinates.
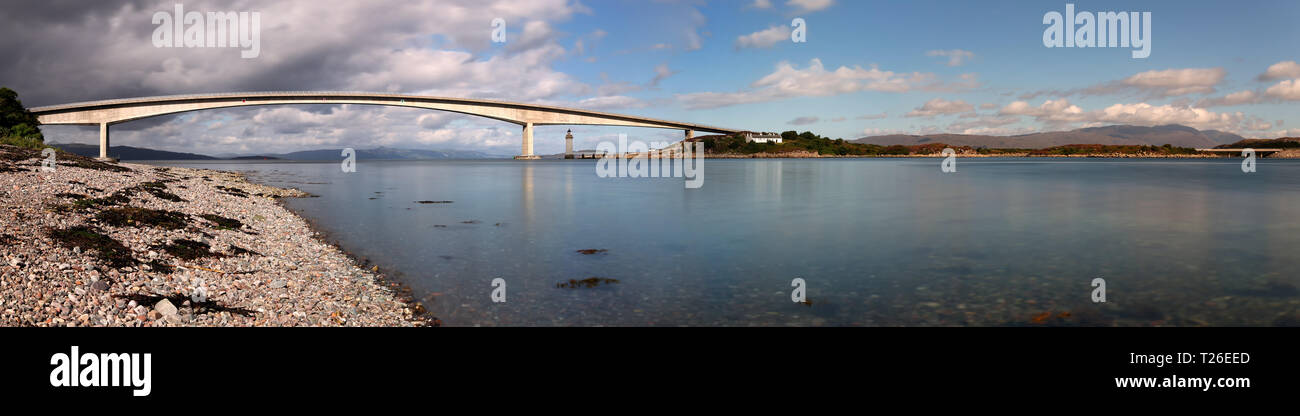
[565, 129, 574, 159]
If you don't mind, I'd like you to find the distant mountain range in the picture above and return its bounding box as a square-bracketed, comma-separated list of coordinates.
[51, 143, 219, 160]
[853, 124, 1246, 149]
[49, 144, 506, 160]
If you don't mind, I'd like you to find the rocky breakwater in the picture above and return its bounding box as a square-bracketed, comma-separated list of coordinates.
[0, 144, 424, 326]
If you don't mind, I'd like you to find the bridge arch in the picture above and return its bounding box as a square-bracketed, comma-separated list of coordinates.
[31, 92, 738, 159]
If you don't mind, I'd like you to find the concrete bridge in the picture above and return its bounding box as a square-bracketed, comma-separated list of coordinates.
[29, 91, 739, 160]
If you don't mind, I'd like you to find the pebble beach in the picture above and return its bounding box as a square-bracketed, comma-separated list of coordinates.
[0, 145, 425, 327]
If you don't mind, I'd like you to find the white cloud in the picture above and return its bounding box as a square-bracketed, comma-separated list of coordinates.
[862, 127, 906, 136]
[677, 58, 946, 109]
[1120, 68, 1226, 97]
[786, 0, 835, 13]
[787, 116, 819, 125]
[926, 49, 975, 67]
[1265, 79, 1300, 100]
[999, 99, 1095, 124]
[1268, 128, 1300, 138]
[944, 116, 1020, 134]
[1020, 67, 1227, 99]
[1000, 98, 1246, 131]
[574, 95, 648, 110]
[856, 112, 888, 120]
[649, 63, 679, 87]
[1195, 90, 1260, 108]
[736, 25, 792, 49]
[905, 98, 974, 117]
[1259, 61, 1300, 81]
[751, 0, 774, 9]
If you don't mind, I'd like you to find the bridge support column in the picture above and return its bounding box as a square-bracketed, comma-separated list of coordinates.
[97, 122, 111, 161]
[514, 122, 540, 160]
[685, 129, 693, 140]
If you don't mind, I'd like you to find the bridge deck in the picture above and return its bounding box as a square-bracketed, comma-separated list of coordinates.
[30, 91, 740, 160]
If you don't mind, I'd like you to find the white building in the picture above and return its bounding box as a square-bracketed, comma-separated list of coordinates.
[743, 132, 782, 143]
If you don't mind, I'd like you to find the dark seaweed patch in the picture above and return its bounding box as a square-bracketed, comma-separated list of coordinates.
[131, 181, 185, 202]
[95, 207, 190, 230]
[556, 277, 621, 289]
[214, 185, 249, 198]
[199, 214, 244, 230]
[155, 239, 225, 261]
[47, 226, 138, 268]
[57, 157, 133, 172]
[113, 293, 256, 317]
[227, 245, 261, 257]
[146, 259, 176, 274]
[51, 191, 132, 212]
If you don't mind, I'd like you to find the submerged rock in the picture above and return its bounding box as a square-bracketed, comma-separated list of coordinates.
[556, 277, 620, 289]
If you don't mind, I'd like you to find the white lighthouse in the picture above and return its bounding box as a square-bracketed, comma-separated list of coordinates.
[565, 129, 574, 159]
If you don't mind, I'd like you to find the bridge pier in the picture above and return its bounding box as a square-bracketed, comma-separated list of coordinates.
[514, 122, 540, 160]
[98, 122, 111, 161]
[685, 129, 693, 140]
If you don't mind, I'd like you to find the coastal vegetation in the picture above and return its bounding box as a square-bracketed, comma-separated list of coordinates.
[0, 87, 44, 150]
[1216, 137, 1300, 149]
[1029, 144, 1200, 156]
[699, 131, 1025, 157]
[697, 131, 1216, 157]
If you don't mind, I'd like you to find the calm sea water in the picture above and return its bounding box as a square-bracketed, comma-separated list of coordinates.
[150, 158, 1300, 326]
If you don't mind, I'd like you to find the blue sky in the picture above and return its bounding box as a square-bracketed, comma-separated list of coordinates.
[546, 0, 1300, 141]
[5, 0, 1299, 155]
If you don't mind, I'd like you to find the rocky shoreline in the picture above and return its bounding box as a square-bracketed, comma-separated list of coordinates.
[0, 145, 425, 327]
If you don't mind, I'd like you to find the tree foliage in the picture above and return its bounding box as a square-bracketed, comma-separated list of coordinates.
[0, 87, 45, 146]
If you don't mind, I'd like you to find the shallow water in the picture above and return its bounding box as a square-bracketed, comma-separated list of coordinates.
[150, 158, 1300, 326]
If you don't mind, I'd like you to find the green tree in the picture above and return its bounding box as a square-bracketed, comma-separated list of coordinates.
[0, 87, 44, 143]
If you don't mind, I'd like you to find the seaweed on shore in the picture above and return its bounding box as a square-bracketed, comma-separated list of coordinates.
[57, 157, 133, 173]
[415, 200, 453, 204]
[0, 145, 41, 162]
[46, 226, 138, 268]
[50, 186, 135, 212]
[95, 207, 190, 230]
[214, 185, 249, 198]
[227, 244, 261, 257]
[55, 181, 184, 210]
[146, 259, 176, 274]
[154, 239, 226, 261]
[556, 277, 620, 289]
[130, 181, 185, 202]
[199, 213, 244, 230]
[0, 234, 16, 246]
[113, 293, 256, 317]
